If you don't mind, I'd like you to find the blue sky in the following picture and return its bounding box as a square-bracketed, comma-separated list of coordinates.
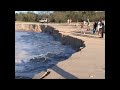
[15, 11, 53, 14]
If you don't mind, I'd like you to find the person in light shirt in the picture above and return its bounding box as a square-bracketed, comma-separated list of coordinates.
[97, 20, 101, 35]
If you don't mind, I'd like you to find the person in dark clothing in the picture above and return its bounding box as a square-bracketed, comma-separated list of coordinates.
[99, 21, 104, 38]
[93, 21, 98, 34]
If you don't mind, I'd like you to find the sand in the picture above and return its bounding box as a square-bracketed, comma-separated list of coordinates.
[42, 24, 105, 79]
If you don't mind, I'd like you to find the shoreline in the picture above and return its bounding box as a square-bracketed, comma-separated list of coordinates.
[15, 23, 105, 79]
[40, 24, 105, 79]
[15, 29, 76, 79]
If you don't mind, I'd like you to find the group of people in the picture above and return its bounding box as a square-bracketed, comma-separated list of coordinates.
[93, 19, 105, 38]
[66, 18, 105, 38]
[67, 19, 72, 24]
[80, 19, 105, 38]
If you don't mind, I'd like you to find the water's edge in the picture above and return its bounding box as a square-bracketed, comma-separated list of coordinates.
[15, 23, 85, 79]
[15, 24, 85, 51]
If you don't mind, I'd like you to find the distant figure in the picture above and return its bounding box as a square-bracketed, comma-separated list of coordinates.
[93, 21, 98, 34]
[99, 20, 105, 38]
[99, 21, 104, 38]
[67, 19, 70, 24]
[87, 19, 90, 31]
[97, 20, 101, 35]
[83, 21, 86, 25]
[81, 21, 85, 34]
[102, 19, 105, 33]
[83, 20, 86, 29]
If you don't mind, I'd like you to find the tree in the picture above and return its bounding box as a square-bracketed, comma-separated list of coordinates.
[15, 11, 105, 22]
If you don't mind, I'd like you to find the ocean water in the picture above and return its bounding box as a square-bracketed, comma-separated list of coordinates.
[15, 31, 75, 79]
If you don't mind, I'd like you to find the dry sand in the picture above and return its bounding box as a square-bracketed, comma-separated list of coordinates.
[43, 25, 105, 79]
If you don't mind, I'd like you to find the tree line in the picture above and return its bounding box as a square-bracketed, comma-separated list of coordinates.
[15, 11, 105, 23]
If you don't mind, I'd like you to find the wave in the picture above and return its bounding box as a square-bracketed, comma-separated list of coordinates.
[15, 32, 75, 79]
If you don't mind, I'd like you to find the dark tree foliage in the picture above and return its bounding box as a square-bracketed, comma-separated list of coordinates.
[15, 11, 105, 22]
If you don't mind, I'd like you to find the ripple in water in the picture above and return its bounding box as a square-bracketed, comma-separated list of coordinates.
[15, 31, 75, 79]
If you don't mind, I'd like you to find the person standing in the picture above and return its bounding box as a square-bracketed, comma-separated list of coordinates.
[67, 19, 70, 24]
[87, 19, 90, 31]
[81, 21, 85, 34]
[93, 21, 98, 34]
[102, 19, 105, 33]
[97, 20, 101, 35]
[101, 21, 105, 38]
[99, 20, 104, 38]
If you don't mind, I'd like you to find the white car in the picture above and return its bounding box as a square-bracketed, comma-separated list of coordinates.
[39, 19, 48, 23]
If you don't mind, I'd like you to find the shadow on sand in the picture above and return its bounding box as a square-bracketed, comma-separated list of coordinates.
[50, 65, 79, 79]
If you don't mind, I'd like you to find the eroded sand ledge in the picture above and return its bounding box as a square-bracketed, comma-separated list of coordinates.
[40, 25, 84, 51]
[15, 23, 41, 32]
[15, 23, 84, 51]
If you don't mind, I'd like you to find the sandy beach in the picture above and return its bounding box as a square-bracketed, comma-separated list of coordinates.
[42, 24, 105, 79]
[15, 22, 105, 79]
